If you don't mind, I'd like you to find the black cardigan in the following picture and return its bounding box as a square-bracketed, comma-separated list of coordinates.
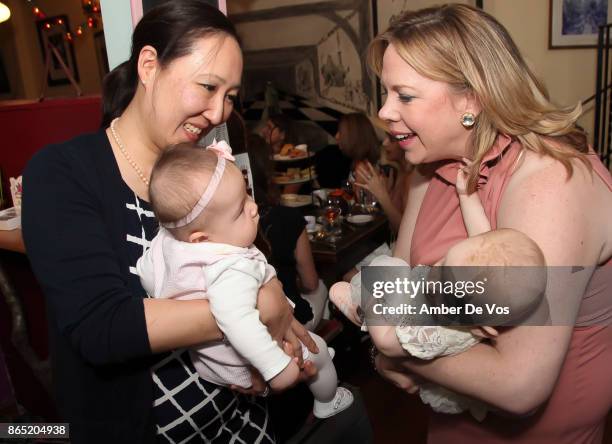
[22, 131, 157, 443]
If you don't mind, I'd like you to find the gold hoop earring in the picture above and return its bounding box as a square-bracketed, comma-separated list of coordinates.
[461, 112, 475, 128]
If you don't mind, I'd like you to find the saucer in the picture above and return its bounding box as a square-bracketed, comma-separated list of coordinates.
[346, 214, 374, 225]
[307, 223, 322, 234]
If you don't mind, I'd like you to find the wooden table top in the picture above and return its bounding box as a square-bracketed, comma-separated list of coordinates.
[0, 229, 25, 254]
[310, 213, 388, 261]
[309, 212, 389, 286]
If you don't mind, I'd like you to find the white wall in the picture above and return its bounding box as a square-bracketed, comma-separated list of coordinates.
[237, 16, 334, 50]
[100, 0, 134, 70]
[229, 0, 315, 14]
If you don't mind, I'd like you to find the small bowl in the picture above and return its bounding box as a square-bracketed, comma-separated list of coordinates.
[346, 214, 374, 225]
[307, 223, 322, 234]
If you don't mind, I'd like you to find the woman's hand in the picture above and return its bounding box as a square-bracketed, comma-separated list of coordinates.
[279, 339, 318, 387]
[231, 340, 318, 396]
[257, 278, 319, 363]
[375, 353, 423, 395]
[354, 161, 389, 202]
[257, 278, 293, 340]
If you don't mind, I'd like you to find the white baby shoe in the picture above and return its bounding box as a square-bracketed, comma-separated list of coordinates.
[313, 387, 354, 419]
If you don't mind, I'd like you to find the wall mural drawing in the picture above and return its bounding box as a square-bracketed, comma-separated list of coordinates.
[321, 54, 347, 90]
[317, 18, 370, 112]
[231, 1, 375, 113]
[296, 59, 316, 98]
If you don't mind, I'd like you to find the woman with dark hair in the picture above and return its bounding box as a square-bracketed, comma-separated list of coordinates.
[248, 134, 328, 330]
[354, 132, 413, 233]
[335, 112, 380, 168]
[260, 114, 297, 155]
[335, 113, 381, 205]
[22, 2, 316, 443]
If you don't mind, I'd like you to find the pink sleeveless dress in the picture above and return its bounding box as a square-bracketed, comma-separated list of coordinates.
[410, 135, 612, 444]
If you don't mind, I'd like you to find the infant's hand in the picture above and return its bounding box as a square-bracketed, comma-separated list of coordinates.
[470, 326, 499, 339]
[456, 158, 473, 196]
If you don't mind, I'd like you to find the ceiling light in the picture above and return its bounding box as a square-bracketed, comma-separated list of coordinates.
[0, 2, 10, 24]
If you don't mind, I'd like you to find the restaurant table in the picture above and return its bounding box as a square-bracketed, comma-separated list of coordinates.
[0, 229, 25, 254]
[309, 212, 390, 288]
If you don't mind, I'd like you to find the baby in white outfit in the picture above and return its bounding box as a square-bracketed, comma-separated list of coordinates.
[331, 161, 547, 420]
[137, 141, 352, 418]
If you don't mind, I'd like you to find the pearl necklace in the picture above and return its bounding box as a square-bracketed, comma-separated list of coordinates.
[110, 117, 150, 187]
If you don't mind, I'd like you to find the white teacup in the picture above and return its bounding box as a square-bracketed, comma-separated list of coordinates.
[312, 189, 328, 207]
[304, 215, 316, 231]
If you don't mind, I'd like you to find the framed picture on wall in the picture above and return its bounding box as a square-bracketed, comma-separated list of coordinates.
[549, 0, 612, 48]
[36, 15, 80, 86]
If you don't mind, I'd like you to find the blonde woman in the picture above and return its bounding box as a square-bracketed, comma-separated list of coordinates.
[368, 4, 612, 443]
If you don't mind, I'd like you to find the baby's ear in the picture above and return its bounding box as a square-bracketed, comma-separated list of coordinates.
[189, 231, 209, 243]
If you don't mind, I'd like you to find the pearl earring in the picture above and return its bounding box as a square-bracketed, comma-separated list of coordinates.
[461, 112, 475, 128]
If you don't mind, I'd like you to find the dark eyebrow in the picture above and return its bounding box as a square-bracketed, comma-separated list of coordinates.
[205, 73, 241, 90]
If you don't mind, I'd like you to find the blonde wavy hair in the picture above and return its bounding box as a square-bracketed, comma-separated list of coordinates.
[368, 4, 589, 192]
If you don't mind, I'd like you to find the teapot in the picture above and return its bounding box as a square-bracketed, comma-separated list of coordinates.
[327, 189, 349, 215]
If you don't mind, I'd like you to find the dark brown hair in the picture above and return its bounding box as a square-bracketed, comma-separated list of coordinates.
[337, 113, 380, 164]
[247, 134, 280, 209]
[101, 0, 240, 127]
[268, 114, 297, 145]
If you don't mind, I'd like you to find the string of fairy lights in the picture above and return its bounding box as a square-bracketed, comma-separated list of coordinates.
[28, 0, 101, 42]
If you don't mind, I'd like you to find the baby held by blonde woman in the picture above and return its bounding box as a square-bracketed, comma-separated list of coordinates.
[136, 141, 353, 418]
[330, 162, 548, 420]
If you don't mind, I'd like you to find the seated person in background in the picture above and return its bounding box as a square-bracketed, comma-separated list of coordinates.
[313, 145, 352, 189]
[259, 114, 308, 195]
[354, 132, 414, 234]
[335, 112, 380, 199]
[330, 162, 548, 421]
[137, 141, 353, 418]
[249, 134, 329, 331]
[341, 132, 412, 281]
[260, 114, 297, 155]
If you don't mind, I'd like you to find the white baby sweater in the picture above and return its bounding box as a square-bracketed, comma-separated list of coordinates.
[136, 228, 291, 388]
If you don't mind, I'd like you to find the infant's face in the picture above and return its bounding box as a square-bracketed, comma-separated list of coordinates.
[204, 163, 259, 247]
